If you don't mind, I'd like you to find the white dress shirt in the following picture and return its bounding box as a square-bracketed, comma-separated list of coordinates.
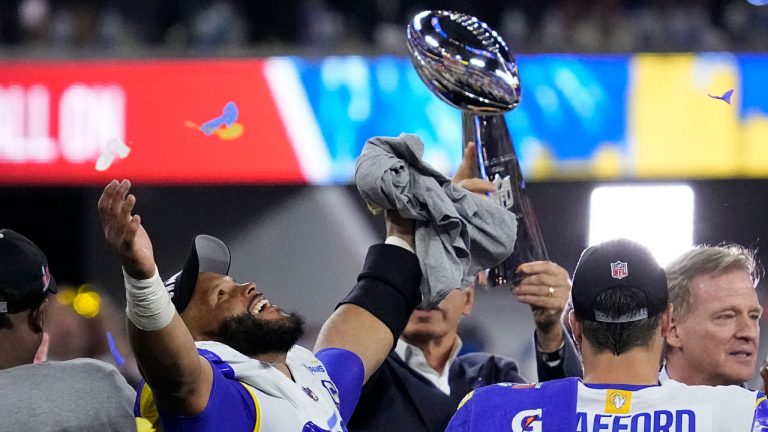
[394, 336, 463, 395]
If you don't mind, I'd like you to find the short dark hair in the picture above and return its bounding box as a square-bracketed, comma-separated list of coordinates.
[0, 293, 47, 331]
[581, 286, 662, 355]
[0, 315, 12, 330]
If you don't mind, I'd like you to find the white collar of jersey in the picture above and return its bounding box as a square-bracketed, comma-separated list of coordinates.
[195, 341, 343, 431]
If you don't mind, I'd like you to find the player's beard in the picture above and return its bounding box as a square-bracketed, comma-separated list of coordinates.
[216, 311, 305, 357]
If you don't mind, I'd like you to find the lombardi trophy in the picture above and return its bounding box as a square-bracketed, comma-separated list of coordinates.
[407, 10, 549, 288]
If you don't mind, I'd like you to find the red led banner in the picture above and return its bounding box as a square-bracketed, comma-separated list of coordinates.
[0, 60, 305, 185]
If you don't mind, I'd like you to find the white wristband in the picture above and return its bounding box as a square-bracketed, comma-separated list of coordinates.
[123, 267, 176, 331]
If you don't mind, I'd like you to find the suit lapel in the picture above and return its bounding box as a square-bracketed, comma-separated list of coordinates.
[388, 352, 456, 432]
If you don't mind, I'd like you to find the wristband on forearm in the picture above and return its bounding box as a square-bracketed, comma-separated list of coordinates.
[124, 266, 176, 331]
[537, 339, 565, 367]
[337, 244, 422, 345]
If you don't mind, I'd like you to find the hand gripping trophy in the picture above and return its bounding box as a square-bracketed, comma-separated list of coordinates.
[407, 10, 548, 288]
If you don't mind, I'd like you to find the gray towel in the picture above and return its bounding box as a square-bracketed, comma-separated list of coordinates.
[355, 133, 517, 307]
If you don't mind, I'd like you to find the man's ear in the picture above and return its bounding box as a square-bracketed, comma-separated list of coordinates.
[27, 301, 46, 334]
[568, 311, 582, 349]
[664, 304, 683, 349]
[462, 286, 475, 316]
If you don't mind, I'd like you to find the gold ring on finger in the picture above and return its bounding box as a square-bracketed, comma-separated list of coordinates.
[547, 286, 555, 297]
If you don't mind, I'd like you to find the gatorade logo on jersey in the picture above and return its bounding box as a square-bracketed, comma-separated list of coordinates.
[511, 409, 542, 432]
[604, 390, 631, 414]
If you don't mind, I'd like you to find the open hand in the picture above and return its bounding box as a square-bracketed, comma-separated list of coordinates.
[97, 180, 155, 280]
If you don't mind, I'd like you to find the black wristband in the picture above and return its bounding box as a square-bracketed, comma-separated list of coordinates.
[538, 342, 565, 366]
[337, 244, 422, 345]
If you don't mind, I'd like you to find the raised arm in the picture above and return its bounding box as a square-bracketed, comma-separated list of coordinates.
[314, 210, 421, 382]
[452, 143, 578, 380]
[514, 261, 569, 351]
[514, 261, 581, 380]
[97, 179, 211, 415]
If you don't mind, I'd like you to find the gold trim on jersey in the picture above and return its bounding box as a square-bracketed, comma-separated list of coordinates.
[240, 382, 262, 432]
[458, 390, 476, 410]
[139, 382, 163, 432]
[756, 395, 767, 408]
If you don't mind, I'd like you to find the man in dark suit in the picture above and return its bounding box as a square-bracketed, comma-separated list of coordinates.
[348, 259, 581, 432]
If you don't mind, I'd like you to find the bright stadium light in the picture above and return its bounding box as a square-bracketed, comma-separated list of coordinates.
[589, 185, 694, 267]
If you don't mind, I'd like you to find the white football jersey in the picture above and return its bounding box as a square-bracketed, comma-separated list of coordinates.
[446, 377, 768, 431]
[574, 379, 764, 432]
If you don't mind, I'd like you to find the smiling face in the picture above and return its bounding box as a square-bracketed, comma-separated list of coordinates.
[667, 269, 762, 385]
[181, 272, 304, 356]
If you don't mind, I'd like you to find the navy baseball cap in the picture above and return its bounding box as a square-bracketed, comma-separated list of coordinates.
[0, 229, 57, 314]
[572, 239, 668, 323]
[164, 234, 231, 313]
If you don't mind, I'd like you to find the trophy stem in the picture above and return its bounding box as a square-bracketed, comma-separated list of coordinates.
[461, 113, 480, 178]
[463, 112, 549, 288]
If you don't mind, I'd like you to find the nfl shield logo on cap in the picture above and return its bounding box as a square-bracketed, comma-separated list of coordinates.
[611, 261, 628, 279]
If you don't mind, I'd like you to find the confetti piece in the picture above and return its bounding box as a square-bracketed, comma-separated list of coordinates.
[111, 137, 131, 158]
[106, 331, 125, 367]
[707, 89, 734, 105]
[216, 123, 244, 140]
[184, 119, 244, 140]
[95, 138, 131, 172]
[200, 101, 239, 136]
[221, 102, 238, 126]
[95, 152, 115, 172]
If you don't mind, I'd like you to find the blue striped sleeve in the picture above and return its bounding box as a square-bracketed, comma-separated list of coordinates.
[315, 348, 364, 423]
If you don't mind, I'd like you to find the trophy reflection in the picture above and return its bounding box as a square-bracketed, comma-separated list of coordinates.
[407, 10, 549, 288]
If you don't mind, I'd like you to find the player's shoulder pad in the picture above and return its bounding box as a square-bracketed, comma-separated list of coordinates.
[753, 392, 768, 431]
[457, 382, 541, 410]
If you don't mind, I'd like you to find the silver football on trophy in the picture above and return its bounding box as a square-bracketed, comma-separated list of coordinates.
[406, 10, 521, 113]
[407, 10, 549, 288]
